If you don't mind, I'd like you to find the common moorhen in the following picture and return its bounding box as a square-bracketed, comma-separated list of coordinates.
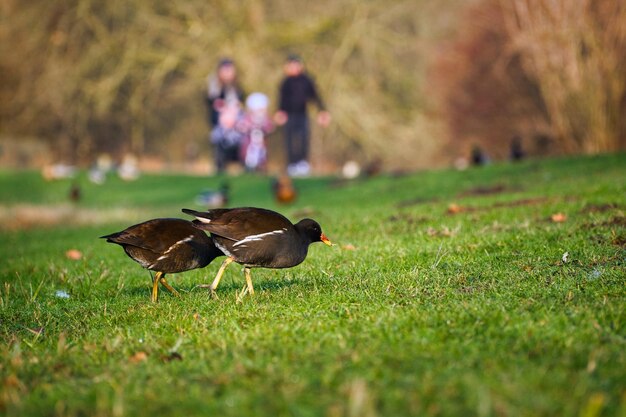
[68, 181, 81, 203]
[101, 218, 223, 302]
[195, 182, 230, 208]
[182, 207, 331, 296]
[272, 174, 297, 204]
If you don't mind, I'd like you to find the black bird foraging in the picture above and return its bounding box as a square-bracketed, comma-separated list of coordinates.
[195, 181, 230, 208]
[101, 218, 223, 302]
[69, 181, 81, 203]
[182, 207, 332, 296]
[272, 174, 297, 204]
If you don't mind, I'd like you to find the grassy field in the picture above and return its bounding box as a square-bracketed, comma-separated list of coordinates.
[0, 154, 624, 417]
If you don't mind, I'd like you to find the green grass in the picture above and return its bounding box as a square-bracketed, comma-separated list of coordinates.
[1, 154, 625, 416]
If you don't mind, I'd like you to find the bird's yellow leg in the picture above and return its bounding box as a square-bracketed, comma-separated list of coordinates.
[151, 271, 163, 303]
[210, 257, 234, 293]
[160, 276, 180, 298]
[244, 267, 254, 295]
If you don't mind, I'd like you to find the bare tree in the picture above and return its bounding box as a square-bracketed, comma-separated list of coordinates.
[501, 0, 626, 153]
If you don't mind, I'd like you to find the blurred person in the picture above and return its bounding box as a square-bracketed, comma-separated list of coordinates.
[206, 58, 245, 128]
[239, 92, 274, 172]
[118, 153, 140, 181]
[274, 54, 330, 177]
[510, 135, 525, 161]
[210, 102, 245, 174]
[471, 145, 489, 166]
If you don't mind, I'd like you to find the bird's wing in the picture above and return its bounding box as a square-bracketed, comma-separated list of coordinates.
[183, 208, 292, 242]
[101, 228, 159, 251]
[103, 218, 206, 253]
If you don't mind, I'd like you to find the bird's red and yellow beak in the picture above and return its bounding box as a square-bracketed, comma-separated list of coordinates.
[321, 233, 332, 246]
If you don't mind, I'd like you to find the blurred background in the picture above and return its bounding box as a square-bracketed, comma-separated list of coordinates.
[1, 0, 625, 175]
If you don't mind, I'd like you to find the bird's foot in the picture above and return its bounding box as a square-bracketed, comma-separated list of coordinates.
[193, 284, 219, 299]
[160, 278, 180, 298]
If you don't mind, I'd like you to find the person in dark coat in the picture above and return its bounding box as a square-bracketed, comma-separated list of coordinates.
[471, 145, 489, 166]
[510, 135, 525, 161]
[274, 54, 331, 177]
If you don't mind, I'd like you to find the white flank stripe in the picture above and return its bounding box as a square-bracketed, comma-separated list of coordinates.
[156, 235, 194, 261]
[233, 228, 286, 247]
[214, 240, 233, 258]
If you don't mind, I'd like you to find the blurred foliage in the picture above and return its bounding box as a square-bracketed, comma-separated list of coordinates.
[1, 0, 624, 170]
[431, 0, 626, 157]
[0, 0, 463, 169]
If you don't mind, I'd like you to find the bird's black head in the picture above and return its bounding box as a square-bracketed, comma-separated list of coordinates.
[295, 218, 332, 246]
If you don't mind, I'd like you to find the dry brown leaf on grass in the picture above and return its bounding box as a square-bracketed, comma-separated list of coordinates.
[447, 203, 465, 214]
[129, 351, 148, 363]
[65, 249, 82, 260]
[426, 226, 457, 237]
[4, 374, 25, 389]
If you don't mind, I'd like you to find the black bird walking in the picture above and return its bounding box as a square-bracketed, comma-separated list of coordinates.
[272, 174, 297, 204]
[101, 218, 223, 302]
[182, 207, 331, 296]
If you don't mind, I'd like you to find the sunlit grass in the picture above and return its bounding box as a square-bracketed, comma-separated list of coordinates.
[1, 154, 625, 416]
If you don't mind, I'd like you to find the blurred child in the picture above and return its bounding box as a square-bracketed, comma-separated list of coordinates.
[206, 58, 244, 128]
[210, 101, 245, 174]
[239, 93, 274, 172]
